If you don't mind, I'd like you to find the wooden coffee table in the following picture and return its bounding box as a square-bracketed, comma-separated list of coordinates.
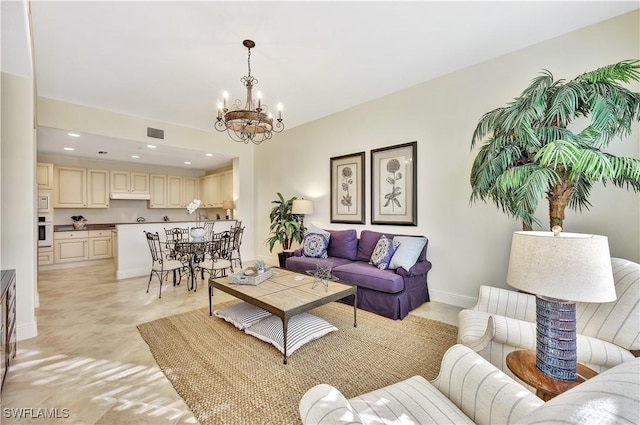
[208, 267, 357, 364]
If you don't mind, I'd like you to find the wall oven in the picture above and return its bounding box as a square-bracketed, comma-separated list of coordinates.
[38, 216, 53, 247]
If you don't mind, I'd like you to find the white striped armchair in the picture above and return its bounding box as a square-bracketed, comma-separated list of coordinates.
[457, 257, 639, 381]
[299, 344, 543, 425]
[299, 344, 640, 425]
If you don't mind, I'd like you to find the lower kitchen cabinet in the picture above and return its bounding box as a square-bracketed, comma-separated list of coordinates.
[88, 230, 113, 260]
[54, 231, 89, 263]
[38, 247, 54, 266]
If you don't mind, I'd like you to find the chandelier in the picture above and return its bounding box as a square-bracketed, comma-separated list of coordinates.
[214, 39, 284, 145]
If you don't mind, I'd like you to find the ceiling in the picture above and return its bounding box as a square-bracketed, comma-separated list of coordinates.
[25, 1, 639, 170]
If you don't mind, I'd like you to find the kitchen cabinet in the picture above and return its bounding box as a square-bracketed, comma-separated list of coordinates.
[167, 176, 183, 208]
[199, 171, 232, 208]
[54, 166, 87, 208]
[183, 177, 199, 206]
[88, 230, 113, 260]
[149, 175, 167, 208]
[54, 231, 89, 263]
[54, 166, 109, 208]
[110, 171, 149, 194]
[37, 162, 54, 189]
[38, 247, 54, 266]
[87, 169, 110, 208]
[218, 171, 233, 204]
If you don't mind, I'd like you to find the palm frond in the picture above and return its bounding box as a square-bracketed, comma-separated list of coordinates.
[575, 59, 640, 84]
[534, 140, 580, 169]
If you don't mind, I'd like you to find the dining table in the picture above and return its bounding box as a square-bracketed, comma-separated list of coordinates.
[165, 232, 227, 292]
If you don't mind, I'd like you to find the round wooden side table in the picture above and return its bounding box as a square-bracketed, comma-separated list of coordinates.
[506, 350, 598, 401]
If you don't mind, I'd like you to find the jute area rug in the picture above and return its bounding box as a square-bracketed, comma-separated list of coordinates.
[137, 301, 458, 425]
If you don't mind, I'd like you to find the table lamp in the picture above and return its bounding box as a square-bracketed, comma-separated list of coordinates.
[506, 227, 615, 381]
[292, 199, 314, 231]
[222, 200, 234, 220]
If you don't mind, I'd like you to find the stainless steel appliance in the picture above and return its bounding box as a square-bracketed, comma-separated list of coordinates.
[38, 216, 53, 247]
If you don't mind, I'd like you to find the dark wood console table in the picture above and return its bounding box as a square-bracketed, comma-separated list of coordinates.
[1, 269, 16, 396]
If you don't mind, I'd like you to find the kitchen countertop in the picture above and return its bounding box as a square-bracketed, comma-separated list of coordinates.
[54, 219, 228, 232]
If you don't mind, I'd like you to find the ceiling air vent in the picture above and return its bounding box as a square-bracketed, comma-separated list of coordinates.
[147, 127, 164, 139]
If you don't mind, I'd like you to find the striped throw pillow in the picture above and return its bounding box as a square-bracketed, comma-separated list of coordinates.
[245, 313, 337, 355]
[214, 302, 272, 330]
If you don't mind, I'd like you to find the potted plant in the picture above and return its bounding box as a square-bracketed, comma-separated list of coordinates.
[470, 60, 640, 230]
[265, 192, 305, 267]
[71, 215, 87, 230]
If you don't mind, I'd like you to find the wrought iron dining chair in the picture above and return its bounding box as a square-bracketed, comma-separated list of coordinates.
[144, 231, 185, 298]
[203, 221, 215, 241]
[199, 231, 233, 279]
[164, 227, 189, 259]
[229, 225, 245, 271]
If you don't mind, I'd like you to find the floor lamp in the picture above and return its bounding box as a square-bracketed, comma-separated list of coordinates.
[506, 228, 616, 381]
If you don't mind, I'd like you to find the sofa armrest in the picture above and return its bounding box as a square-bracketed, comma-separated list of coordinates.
[293, 248, 303, 257]
[472, 285, 536, 321]
[299, 384, 364, 425]
[396, 259, 432, 277]
[432, 345, 543, 425]
[458, 311, 537, 352]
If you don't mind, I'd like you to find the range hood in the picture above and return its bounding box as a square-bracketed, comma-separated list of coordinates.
[109, 192, 151, 200]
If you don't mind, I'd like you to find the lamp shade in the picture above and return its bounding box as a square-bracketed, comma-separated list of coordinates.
[506, 231, 615, 303]
[292, 199, 314, 215]
[222, 200, 234, 210]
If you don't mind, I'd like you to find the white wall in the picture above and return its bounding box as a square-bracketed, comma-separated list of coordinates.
[1, 72, 38, 340]
[256, 11, 640, 307]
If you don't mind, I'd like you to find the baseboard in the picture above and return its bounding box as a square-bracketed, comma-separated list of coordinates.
[17, 320, 38, 341]
[428, 288, 477, 309]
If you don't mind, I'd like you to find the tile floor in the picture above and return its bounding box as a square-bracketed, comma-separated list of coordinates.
[2, 262, 461, 424]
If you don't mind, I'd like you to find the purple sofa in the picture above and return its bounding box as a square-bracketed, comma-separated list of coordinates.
[285, 229, 432, 320]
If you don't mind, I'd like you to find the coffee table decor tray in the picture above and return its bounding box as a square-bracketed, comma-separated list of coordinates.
[229, 267, 274, 285]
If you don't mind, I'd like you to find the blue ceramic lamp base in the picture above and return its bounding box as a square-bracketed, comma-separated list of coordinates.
[535, 296, 577, 381]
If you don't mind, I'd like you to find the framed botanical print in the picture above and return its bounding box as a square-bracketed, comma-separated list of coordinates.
[330, 152, 365, 224]
[371, 141, 417, 226]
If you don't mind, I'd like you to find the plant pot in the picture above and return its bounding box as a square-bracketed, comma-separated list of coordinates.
[278, 251, 295, 268]
[73, 221, 86, 230]
[190, 227, 206, 242]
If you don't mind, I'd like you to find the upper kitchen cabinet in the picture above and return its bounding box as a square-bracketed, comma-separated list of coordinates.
[167, 176, 183, 208]
[110, 171, 149, 194]
[54, 166, 86, 208]
[87, 169, 110, 208]
[183, 177, 199, 206]
[200, 170, 232, 208]
[54, 166, 110, 208]
[37, 162, 54, 189]
[149, 175, 167, 208]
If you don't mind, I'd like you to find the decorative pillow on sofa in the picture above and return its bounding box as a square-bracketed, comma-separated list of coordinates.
[302, 232, 330, 258]
[245, 313, 337, 355]
[389, 236, 427, 271]
[370, 235, 399, 270]
[307, 223, 331, 238]
[214, 301, 272, 330]
[356, 230, 388, 262]
[327, 229, 358, 260]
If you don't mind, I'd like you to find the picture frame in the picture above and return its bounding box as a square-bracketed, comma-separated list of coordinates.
[330, 152, 365, 224]
[371, 141, 417, 226]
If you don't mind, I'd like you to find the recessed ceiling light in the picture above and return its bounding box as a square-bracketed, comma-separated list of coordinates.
[184, 161, 192, 165]
[205, 153, 213, 157]
[63, 147, 74, 151]
[68, 133, 80, 137]
[131, 155, 140, 159]
[147, 144, 157, 149]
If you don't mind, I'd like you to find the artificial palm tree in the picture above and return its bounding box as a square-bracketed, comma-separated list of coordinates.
[470, 59, 640, 230]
